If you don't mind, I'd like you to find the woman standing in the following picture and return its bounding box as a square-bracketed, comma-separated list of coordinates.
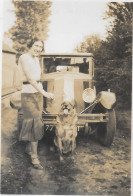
[18, 38, 54, 169]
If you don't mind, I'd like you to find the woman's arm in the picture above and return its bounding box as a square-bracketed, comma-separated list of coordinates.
[20, 55, 53, 99]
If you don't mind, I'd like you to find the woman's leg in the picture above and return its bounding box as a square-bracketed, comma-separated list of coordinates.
[25, 142, 38, 156]
[30, 141, 38, 156]
[29, 141, 43, 169]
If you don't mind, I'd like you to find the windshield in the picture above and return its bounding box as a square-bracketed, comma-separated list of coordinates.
[42, 57, 89, 74]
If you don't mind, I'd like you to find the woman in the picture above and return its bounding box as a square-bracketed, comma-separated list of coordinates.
[18, 38, 54, 169]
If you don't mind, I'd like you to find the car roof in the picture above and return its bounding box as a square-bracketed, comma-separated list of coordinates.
[41, 52, 93, 57]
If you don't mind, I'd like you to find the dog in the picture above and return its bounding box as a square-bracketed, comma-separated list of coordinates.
[54, 100, 78, 161]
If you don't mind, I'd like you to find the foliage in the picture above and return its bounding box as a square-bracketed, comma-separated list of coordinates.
[75, 2, 132, 109]
[76, 34, 102, 54]
[104, 2, 132, 60]
[9, 0, 52, 54]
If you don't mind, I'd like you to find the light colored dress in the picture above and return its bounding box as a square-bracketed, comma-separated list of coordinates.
[18, 53, 44, 142]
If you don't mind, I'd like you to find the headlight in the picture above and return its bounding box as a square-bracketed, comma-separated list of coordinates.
[82, 88, 96, 103]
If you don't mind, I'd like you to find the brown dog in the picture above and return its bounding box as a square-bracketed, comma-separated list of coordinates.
[54, 100, 78, 161]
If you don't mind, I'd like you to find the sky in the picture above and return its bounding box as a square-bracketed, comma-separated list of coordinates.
[45, 1, 109, 53]
[1, 0, 109, 53]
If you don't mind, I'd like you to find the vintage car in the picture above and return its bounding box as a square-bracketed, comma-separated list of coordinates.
[40, 53, 116, 161]
[16, 53, 116, 161]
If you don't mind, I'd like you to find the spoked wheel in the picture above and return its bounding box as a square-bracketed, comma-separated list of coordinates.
[97, 109, 116, 146]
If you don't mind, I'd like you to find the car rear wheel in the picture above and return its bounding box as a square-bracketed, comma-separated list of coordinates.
[97, 109, 116, 146]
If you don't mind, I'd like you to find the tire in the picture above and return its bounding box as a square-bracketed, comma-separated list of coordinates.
[97, 109, 116, 146]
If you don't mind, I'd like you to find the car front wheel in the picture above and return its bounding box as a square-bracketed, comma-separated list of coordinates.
[97, 109, 116, 147]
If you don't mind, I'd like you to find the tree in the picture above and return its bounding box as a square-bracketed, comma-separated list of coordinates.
[75, 2, 132, 108]
[75, 34, 105, 66]
[9, 0, 52, 54]
[76, 34, 101, 53]
[103, 2, 132, 108]
[104, 2, 132, 60]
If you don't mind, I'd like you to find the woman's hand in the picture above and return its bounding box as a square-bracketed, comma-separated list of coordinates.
[44, 92, 54, 100]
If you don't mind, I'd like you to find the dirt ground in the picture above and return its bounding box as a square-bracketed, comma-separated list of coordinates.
[1, 108, 131, 195]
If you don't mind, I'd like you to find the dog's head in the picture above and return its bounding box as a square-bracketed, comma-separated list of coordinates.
[59, 100, 75, 116]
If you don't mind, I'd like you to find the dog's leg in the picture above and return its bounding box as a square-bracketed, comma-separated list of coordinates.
[71, 138, 75, 153]
[57, 136, 64, 161]
[71, 127, 77, 153]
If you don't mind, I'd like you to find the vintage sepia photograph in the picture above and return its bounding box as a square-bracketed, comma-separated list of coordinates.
[1, 0, 132, 195]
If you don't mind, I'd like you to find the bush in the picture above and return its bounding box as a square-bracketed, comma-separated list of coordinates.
[94, 59, 131, 109]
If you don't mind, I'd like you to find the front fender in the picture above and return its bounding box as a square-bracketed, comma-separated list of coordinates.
[97, 91, 116, 110]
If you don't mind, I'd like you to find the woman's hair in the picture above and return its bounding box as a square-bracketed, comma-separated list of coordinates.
[27, 37, 44, 51]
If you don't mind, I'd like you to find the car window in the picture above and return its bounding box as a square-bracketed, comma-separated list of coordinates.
[42, 57, 89, 74]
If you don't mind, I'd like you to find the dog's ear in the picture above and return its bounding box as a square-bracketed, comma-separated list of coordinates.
[61, 102, 65, 106]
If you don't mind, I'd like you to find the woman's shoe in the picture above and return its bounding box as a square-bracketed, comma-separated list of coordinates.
[33, 163, 43, 170]
[30, 155, 43, 169]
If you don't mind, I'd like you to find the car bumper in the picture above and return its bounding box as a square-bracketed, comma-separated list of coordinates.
[42, 113, 109, 126]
